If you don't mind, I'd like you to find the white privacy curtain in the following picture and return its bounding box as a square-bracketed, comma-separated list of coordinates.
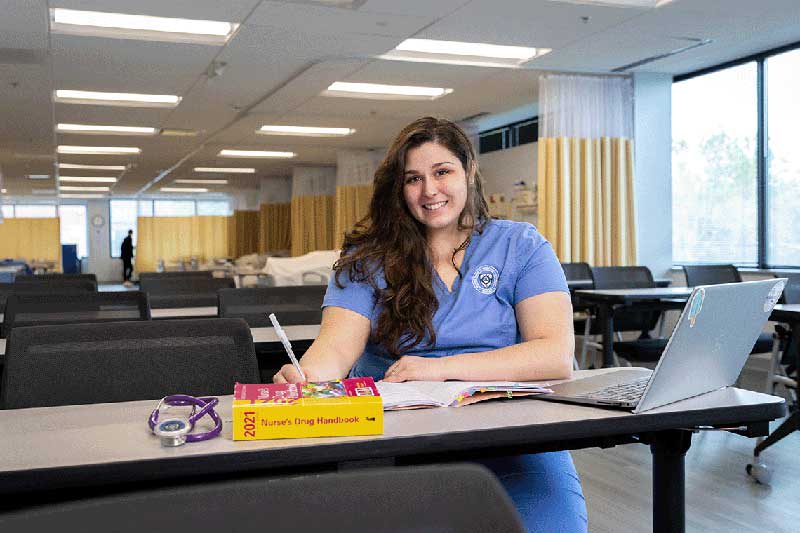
[537, 74, 637, 266]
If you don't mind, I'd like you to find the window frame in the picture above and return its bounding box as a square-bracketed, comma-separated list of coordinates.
[673, 39, 800, 269]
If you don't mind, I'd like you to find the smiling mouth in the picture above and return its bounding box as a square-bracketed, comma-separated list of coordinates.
[423, 200, 447, 211]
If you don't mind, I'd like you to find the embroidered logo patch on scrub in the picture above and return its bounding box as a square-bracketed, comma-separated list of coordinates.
[472, 265, 499, 295]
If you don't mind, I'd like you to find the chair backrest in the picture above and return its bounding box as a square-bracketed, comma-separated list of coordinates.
[2, 291, 150, 339]
[0, 282, 13, 313]
[140, 277, 235, 308]
[561, 262, 592, 281]
[590, 266, 654, 290]
[589, 266, 658, 333]
[1, 318, 258, 409]
[15, 273, 97, 285]
[13, 275, 97, 292]
[0, 464, 524, 532]
[781, 274, 800, 304]
[218, 286, 326, 327]
[138, 271, 213, 281]
[682, 264, 742, 287]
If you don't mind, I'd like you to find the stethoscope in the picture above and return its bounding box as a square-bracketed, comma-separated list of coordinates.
[148, 395, 222, 447]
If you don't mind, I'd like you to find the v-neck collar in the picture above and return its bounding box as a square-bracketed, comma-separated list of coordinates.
[433, 230, 479, 295]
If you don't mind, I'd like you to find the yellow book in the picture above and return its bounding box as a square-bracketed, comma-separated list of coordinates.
[232, 378, 383, 440]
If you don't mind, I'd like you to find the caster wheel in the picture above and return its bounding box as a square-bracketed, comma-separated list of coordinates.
[746, 461, 773, 485]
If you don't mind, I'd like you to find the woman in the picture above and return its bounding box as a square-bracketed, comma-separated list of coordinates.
[275, 117, 587, 531]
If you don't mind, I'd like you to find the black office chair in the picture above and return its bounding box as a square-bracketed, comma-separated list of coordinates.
[561, 262, 592, 282]
[578, 266, 667, 366]
[218, 286, 324, 381]
[15, 273, 98, 287]
[1, 291, 150, 339]
[682, 264, 741, 287]
[12, 277, 97, 293]
[140, 277, 235, 309]
[683, 264, 773, 354]
[0, 464, 523, 532]
[218, 286, 325, 327]
[0, 318, 259, 409]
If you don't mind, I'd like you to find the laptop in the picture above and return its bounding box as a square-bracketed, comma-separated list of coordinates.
[541, 278, 787, 413]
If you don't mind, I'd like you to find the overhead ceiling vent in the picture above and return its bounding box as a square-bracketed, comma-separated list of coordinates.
[612, 37, 713, 72]
[0, 48, 47, 65]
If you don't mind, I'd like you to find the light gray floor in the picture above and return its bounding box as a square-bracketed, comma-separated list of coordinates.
[573, 357, 799, 532]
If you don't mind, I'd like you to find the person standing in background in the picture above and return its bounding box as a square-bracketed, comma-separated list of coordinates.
[121, 229, 135, 287]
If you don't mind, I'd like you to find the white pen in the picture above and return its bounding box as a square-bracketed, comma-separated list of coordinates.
[268, 313, 307, 381]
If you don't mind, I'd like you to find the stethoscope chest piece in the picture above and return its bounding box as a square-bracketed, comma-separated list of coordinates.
[154, 417, 191, 447]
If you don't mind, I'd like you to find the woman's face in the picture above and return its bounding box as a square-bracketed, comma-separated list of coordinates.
[402, 141, 469, 235]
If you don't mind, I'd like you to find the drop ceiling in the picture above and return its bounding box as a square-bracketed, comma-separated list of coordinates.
[0, 0, 798, 197]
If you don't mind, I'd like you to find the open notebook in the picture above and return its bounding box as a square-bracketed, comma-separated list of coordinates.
[375, 381, 552, 410]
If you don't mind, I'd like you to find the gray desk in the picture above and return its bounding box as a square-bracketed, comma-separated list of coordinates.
[567, 278, 672, 291]
[0, 369, 784, 533]
[0, 325, 321, 357]
[150, 307, 218, 319]
[575, 288, 694, 367]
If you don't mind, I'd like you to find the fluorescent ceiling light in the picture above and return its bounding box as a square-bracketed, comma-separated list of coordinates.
[57, 145, 141, 155]
[59, 193, 106, 199]
[59, 185, 111, 192]
[161, 187, 209, 193]
[323, 81, 452, 101]
[1, 189, 7, 193]
[28, 174, 50, 180]
[383, 38, 549, 68]
[175, 179, 228, 185]
[58, 163, 127, 171]
[257, 125, 355, 137]
[160, 128, 198, 137]
[545, 0, 673, 7]
[59, 176, 118, 183]
[55, 90, 181, 108]
[50, 8, 239, 45]
[32, 189, 56, 195]
[57, 123, 157, 135]
[218, 150, 296, 158]
[193, 167, 255, 173]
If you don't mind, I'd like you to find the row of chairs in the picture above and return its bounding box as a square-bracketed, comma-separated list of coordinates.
[563, 262, 800, 371]
[1, 286, 326, 338]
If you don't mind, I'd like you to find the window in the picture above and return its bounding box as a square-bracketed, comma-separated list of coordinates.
[59, 205, 88, 257]
[672, 63, 758, 265]
[479, 118, 538, 154]
[1, 205, 14, 218]
[110, 200, 137, 258]
[197, 200, 231, 216]
[14, 204, 57, 218]
[138, 200, 154, 217]
[154, 200, 195, 217]
[766, 48, 800, 266]
[673, 42, 800, 268]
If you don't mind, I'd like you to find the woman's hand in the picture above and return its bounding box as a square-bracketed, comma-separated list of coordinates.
[273, 364, 317, 384]
[382, 356, 446, 382]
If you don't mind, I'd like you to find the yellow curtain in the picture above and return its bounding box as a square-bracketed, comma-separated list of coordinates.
[0, 217, 62, 269]
[537, 136, 636, 266]
[258, 203, 291, 253]
[226, 210, 259, 258]
[291, 195, 334, 256]
[136, 216, 230, 272]
[334, 184, 372, 247]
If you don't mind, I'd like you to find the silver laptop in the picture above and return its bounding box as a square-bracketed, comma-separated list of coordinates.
[541, 278, 786, 413]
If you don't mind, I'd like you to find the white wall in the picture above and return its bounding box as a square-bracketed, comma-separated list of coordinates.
[633, 72, 673, 278]
[86, 199, 121, 283]
[479, 142, 537, 199]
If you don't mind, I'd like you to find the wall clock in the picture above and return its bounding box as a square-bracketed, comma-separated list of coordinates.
[91, 214, 105, 228]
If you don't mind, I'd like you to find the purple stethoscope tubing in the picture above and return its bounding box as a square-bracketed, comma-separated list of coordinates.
[148, 394, 222, 442]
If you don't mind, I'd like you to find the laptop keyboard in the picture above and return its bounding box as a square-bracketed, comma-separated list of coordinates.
[579, 376, 651, 404]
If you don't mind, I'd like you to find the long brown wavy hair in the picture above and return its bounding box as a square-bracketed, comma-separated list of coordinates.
[334, 117, 490, 357]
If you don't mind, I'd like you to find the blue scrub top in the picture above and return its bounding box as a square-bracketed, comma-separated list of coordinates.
[322, 219, 568, 379]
